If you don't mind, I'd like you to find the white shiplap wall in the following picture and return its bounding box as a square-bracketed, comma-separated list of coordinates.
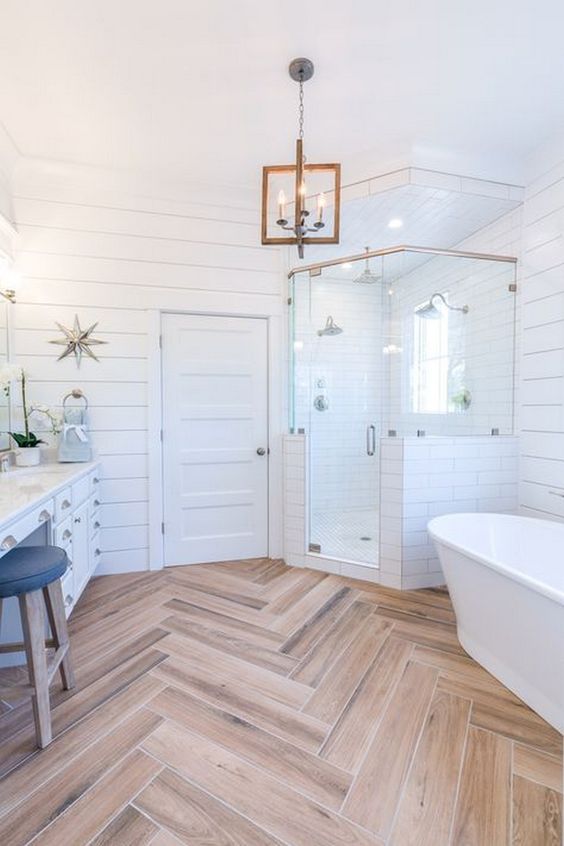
[11, 162, 284, 574]
[520, 137, 564, 520]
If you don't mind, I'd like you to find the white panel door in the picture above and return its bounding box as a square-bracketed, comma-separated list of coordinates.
[162, 313, 268, 565]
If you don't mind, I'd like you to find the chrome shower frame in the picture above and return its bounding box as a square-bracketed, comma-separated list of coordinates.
[288, 243, 517, 280]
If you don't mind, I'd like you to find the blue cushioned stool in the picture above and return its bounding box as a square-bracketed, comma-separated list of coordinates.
[0, 546, 75, 748]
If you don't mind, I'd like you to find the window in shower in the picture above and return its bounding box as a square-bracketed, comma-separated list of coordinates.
[412, 296, 449, 413]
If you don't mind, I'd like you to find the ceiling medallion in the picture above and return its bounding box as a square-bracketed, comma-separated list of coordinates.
[261, 58, 341, 258]
[49, 315, 107, 367]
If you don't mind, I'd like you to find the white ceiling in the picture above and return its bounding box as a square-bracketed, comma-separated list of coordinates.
[1, 1, 563, 187]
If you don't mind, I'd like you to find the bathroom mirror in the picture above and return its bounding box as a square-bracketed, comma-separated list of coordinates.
[0, 300, 11, 451]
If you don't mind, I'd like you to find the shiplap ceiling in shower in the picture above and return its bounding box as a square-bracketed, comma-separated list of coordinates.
[298, 182, 521, 267]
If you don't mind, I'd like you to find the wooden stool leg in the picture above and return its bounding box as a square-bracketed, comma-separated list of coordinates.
[19, 590, 52, 748]
[43, 581, 75, 690]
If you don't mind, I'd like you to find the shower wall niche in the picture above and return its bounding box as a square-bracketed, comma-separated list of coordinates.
[288, 246, 518, 580]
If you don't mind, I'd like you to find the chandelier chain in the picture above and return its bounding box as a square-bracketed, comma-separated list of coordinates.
[298, 81, 304, 141]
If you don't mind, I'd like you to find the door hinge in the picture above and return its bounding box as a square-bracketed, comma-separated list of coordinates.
[159, 334, 162, 348]
[160, 429, 163, 442]
[161, 522, 165, 535]
[508, 283, 517, 293]
[287, 297, 293, 306]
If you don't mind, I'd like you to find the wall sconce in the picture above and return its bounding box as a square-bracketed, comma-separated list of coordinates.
[261, 58, 341, 259]
[0, 255, 17, 303]
[0, 287, 16, 304]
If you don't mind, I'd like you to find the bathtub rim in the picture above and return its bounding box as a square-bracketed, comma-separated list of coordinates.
[427, 512, 564, 607]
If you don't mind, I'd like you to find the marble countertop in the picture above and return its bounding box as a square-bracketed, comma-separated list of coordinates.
[0, 461, 99, 526]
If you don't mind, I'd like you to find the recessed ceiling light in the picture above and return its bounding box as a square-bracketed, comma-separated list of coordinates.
[388, 218, 403, 229]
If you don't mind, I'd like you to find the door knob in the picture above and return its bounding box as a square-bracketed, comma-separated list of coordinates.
[256, 447, 266, 456]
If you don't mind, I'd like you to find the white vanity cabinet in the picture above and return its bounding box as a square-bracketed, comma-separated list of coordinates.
[0, 462, 101, 663]
[47, 467, 101, 616]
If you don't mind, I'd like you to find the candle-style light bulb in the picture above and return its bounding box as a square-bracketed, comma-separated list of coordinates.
[317, 192, 326, 222]
[277, 189, 286, 222]
[298, 180, 309, 219]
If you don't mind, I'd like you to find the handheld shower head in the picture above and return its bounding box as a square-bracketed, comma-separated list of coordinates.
[415, 292, 469, 320]
[317, 316, 343, 336]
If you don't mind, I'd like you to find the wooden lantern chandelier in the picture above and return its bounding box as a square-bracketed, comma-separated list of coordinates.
[261, 58, 341, 259]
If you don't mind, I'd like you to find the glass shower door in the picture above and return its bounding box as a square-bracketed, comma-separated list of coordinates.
[292, 260, 384, 566]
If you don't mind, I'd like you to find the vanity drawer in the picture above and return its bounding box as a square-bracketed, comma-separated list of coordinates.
[54, 516, 73, 549]
[72, 475, 90, 507]
[89, 471, 101, 495]
[90, 512, 101, 537]
[61, 567, 75, 617]
[89, 491, 101, 536]
[90, 536, 102, 573]
[0, 500, 55, 555]
[54, 487, 73, 524]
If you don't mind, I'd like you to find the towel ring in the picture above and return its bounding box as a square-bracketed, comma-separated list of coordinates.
[62, 389, 89, 412]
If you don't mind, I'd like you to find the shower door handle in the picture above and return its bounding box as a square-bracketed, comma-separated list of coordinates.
[366, 425, 376, 456]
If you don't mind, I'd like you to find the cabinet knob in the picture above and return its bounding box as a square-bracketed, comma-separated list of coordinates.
[93, 499, 100, 507]
[38, 509, 52, 523]
[74, 516, 81, 524]
[61, 499, 71, 510]
[0, 534, 17, 551]
[62, 529, 72, 541]
[94, 548, 101, 557]
[93, 521, 100, 530]
[64, 593, 73, 607]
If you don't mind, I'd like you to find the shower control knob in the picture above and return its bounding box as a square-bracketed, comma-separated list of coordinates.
[256, 447, 266, 456]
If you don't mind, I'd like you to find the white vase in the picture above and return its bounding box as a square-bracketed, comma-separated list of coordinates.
[15, 446, 42, 467]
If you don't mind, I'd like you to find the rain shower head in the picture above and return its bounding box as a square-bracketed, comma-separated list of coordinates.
[415, 292, 469, 320]
[317, 316, 343, 336]
[353, 247, 381, 284]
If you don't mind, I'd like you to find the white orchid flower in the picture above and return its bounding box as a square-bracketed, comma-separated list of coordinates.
[0, 363, 23, 386]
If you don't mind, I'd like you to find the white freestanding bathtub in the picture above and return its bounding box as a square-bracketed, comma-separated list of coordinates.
[428, 512, 564, 733]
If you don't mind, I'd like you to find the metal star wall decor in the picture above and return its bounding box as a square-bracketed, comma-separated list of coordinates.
[49, 315, 107, 367]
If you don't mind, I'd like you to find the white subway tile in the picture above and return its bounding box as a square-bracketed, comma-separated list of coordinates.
[402, 572, 445, 590]
[404, 487, 454, 503]
[427, 499, 478, 516]
[402, 557, 429, 575]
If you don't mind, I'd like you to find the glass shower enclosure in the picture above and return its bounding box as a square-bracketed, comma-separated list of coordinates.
[288, 246, 517, 568]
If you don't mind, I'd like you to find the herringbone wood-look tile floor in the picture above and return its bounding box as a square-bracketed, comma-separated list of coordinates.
[0, 559, 561, 845]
